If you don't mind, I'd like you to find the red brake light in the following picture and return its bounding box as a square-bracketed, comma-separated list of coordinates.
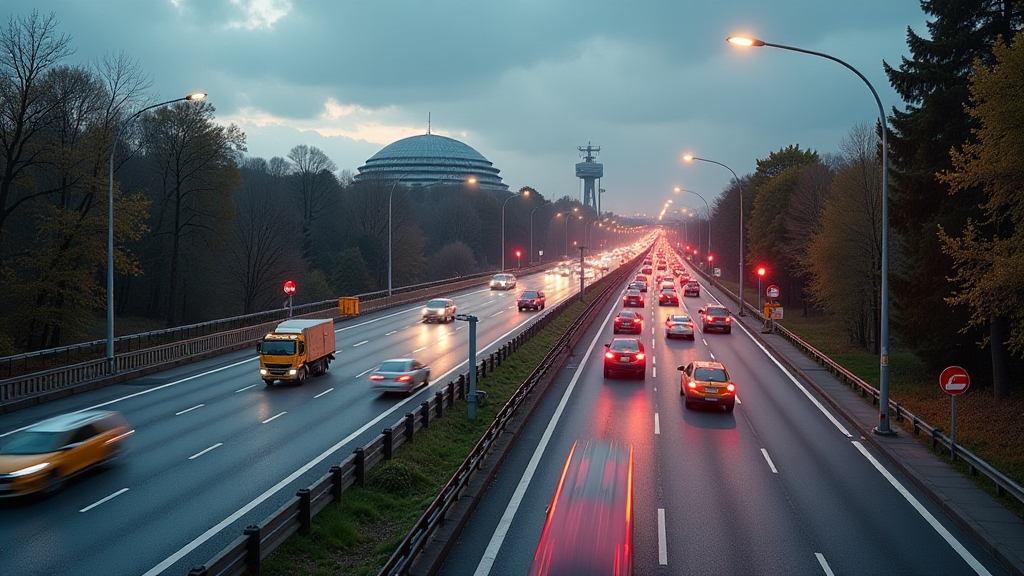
[725, 316, 732, 323]
[605, 351, 615, 359]
[666, 321, 674, 328]
[397, 375, 412, 382]
[369, 374, 384, 380]
[727, 383, 736, 392]
[687, 321, 694, 328]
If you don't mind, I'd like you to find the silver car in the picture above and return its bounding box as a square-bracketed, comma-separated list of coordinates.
[421, 298, 456, 323]
[665, 314, 695, 339]
[369, 359, 431, 394]
[490, 273, 518, 290]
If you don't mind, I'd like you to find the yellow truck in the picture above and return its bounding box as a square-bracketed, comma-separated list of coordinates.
[257, 319, 336, 385]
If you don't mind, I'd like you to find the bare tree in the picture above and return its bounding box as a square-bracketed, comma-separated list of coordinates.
[287, 144, 337, 260]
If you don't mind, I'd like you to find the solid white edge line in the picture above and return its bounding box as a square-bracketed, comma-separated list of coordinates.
[472, 297, 620, 576]
[175, 404, 204, 416]
[815, 553, 835, 576]
[658, 508, 668, 565]
[735, 320, 852, 438]
[261, 412, 286, 424]
[189, 443, 223, 461]
[235, 384, 256, 393]
[736, 396, 742, 405]
[761, 448, 778, 474]
[143, 296, 561, 576]
[313, 388, 334, 399]
[654, 413, 660, 435]
[851, 441, 991, 576]
[79, 488, 129, 513]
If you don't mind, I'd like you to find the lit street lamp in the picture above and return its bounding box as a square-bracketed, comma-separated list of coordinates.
[502, 189, 530, 271]
[728, 34, 894, 436]
[107, 92, 206, 371]
[673, 187, 711, 257]
[683, 154, 747, 316]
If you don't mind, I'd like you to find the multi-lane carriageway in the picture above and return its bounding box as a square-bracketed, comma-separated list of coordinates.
[0, 267, 592, 576]
[439, 253, 1008, 576]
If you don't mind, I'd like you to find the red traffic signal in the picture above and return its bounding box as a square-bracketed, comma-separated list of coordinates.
[283, 280, 297, 295]
[757, 267, 766, 277]
[515, 250, 521, 257]
[707, 255, 714, 262]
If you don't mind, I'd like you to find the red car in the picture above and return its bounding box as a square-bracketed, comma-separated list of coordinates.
[657, 288, 679, 306]
[613, 310, 643, 334]
[517, 290, 546, 311]
[622, 289, 644, 307]
[603, 338, 646, 379]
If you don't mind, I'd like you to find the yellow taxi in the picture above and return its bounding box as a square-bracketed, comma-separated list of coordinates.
[678, 360, 736, 412]
[0, 410, 133, 497]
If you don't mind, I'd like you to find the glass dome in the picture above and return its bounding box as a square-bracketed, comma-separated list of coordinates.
[355, 134, 508, 191]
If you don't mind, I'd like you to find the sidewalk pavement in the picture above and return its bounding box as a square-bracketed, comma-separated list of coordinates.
[709, 284, 1024, 576]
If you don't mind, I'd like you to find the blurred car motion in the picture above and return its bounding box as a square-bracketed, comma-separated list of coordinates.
[0, 410, 132, 497]
[529, 440, 633, 576]
[369, 358, 431, 394]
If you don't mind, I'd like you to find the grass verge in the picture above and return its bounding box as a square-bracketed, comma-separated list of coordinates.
[262, 278, 616, 575]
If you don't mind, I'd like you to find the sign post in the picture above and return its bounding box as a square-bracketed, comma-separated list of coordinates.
[456, 314, 480, 420]
[763, 284, 781, 333]
[283, 280, 297, 317]
[940, 366, 970, 461]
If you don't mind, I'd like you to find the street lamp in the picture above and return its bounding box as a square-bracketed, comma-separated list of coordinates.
[673, 187, 711, 258]
[502, 189, 529, 271]
[728, 34, 894, 436]
[757, 266, 766, 314]
[107, 92, 206, 371]
[388, 174, 474, 295]
[683, 154, 747, 316]
[529, 200, 553, 265]
[557, 208, 578, 258]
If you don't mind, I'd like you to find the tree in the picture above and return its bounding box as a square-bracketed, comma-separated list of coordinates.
[0, 10, 73, 258]
[140, 100, 245, 326]
[426, 241, 477, 280]
[884, 0, 1024, 377]
[938, 34, 1024, 398]
[287, 144, 337, 261]
[323, 247, 375, 296]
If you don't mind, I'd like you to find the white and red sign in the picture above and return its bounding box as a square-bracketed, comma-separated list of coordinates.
[283, 280, 297, 296]
[939, 366, 970, 395]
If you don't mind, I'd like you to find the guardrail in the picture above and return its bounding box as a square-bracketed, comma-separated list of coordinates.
[187, 251, 645, 576]
[0, 265, 555, 409]
[682, 250, 1024, 508]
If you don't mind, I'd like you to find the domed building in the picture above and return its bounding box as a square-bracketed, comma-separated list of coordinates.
[355, 133, 509, 191]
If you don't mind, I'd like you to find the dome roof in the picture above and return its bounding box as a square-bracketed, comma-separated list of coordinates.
[355, 134, 508, 191]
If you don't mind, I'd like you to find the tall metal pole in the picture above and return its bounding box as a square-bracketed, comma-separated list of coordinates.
[674, 188, 711, 260]
[728, 36, 893, 435]
[501, 191, 526, 272]
[108, 94, 204, 372]
[530, 201, 551, 265]
[462, 314, 479, 420]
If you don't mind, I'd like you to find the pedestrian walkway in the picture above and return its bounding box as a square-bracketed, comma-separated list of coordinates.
[708, 283, 1024, 576]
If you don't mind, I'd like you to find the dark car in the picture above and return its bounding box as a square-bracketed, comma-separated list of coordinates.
[699, 305, 732, 333]
[657, 288, 679, 306]
[622, 289, 644, 307]
[603, 338, 646, 379]
[517, 290, 546, 311]
[613, 310, 643, 334]
[683, 281, 701, 297]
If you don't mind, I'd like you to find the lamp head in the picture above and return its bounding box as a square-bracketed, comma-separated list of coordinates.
[187, 92, 208, 101]
[727, 36, 765, 47]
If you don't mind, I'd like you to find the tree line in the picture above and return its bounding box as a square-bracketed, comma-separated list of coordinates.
[700, 0, 1024, 397]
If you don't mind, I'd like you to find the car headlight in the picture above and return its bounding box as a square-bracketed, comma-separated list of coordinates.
[260, 368, 268, 375]
[288, 369, 297, 375]
[9, 462, 50, 477]
[422, 309, 428, 315]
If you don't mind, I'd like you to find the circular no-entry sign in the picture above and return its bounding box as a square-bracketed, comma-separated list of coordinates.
[283, 280, 297, 296]
[939, 366, 970, 395]
[766, 284, 780, 299]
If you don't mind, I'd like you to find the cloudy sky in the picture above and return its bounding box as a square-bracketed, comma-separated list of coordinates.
[16, 0, 928, 217]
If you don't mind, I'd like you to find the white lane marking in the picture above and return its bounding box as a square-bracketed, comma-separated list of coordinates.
[189, 443, 223, 460]
[658, 508, 668, 565]
[80, 488, 129, 513]
[356, 368, 373, 378]
[456, 325, 466, 330]
[235, 384, 256, 393]
[852, 441, 991, 575]
[736, 320, 852, 438]
[314, 388, 334, 398]
[736, 396, 742, 405]
[385, 330, 397, 336]
[472, 298, 620, 576]
[652, 367, 656, 378]
[761, 448, 778, 474]
[709, 351, 716, 361]
[654, 413, 660, 435]
[652, 356, 656, 366]
[651, 326, 655, 335]
[815, 553, 835, 576]
[352, 340, 369, 347]
[0, 357, 255, 438]
[654, 387, 657, 392]
[144, 307, 552, 576]
[262, 412, 286, 424]
[490, 310, 504, 317]
[508, 305, 516, 310]
[702, 338, 708, 346]
[175, 404, 204, 416]
[413, 346, 428, 353]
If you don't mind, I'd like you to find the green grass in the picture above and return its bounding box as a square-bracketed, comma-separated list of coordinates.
[262, 276, 619, 575]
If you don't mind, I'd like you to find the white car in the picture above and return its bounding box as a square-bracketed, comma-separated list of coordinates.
[665, 314, 695, 339]
[369, 359, 430, 394]
[490, 273, 517, 290]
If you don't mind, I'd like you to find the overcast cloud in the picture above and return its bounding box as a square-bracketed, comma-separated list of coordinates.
[12, 0, 928, 216]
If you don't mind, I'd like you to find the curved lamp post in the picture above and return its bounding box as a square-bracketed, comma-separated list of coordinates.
[728, 34, 893, 436]
[673, 187, 711, 259]
[683, 154, 747, 315]
[530, 200, 553, 265]
[501, 189, 529, 271]
[107, 92, 207, 371]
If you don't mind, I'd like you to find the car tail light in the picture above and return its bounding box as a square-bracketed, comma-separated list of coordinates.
[397, 375, 412, 382]
[635, 353, 645, 360]
[726, 316, 732, 323]
[369, 374, 385, 380]
[605, 351, 615, 359]
[687, 321, 694, 328]
[727, 384, 736, 392]
[666, 321, 674, 328]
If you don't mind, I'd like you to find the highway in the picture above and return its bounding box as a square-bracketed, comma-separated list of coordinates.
[0, 266, 599, 576]
[439, 250, 1009, 576]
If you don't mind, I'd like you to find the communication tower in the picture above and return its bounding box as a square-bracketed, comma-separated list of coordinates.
[575, 143, 603, 211]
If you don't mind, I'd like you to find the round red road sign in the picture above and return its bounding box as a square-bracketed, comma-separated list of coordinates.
[766, 284, 781, 299]
[283, 280, 297, 295]
[939, 366, 970, 395]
